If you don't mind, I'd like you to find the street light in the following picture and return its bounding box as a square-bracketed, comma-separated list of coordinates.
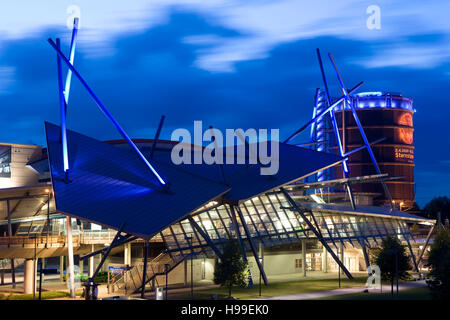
[337, 247, 341, 289]
[38, 259, 43, 300]
[259, 257, 263, 297]
[185, 236, 193, 300]
[387, 248, 399, 297]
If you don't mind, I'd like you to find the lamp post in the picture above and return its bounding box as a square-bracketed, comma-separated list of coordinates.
[185, 236, 193, 300]
[164, 263, 170, 300]
[395, 249, 399, 297]
[259, 257, 263, 297]
[258, 240, 263, 297]
[38, 259, 43, 300]
[387, 248, 399, 298]
[338, 247, 341, 289]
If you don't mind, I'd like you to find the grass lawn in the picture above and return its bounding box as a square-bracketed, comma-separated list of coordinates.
[170, 276, 371, 300]
[0, 289, 84, 300]
[0, 291, 71, 300]
[314, 286, 432, 300]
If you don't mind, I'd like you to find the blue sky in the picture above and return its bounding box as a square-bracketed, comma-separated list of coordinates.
[0, 0, 449, 206]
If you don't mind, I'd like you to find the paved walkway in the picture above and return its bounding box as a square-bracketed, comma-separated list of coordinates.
[255, 280, 428, 300]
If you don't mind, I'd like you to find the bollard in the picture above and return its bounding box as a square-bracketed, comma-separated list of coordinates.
[156, 287, 164, 300]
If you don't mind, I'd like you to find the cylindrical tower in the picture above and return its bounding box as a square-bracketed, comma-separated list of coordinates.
[332, 92, 415, 209]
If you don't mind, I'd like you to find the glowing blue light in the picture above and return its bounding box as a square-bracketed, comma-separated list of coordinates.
[63, 18, 78, 105]
[355, 91, 383, 97]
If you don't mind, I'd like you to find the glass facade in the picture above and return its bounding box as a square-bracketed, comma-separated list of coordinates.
[155, 190, 414, 262]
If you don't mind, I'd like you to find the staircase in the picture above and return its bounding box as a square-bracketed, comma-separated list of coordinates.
[110, 253, 185, 295]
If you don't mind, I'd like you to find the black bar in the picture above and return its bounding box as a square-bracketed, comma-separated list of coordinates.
[187, 216, 223, 259]
[141, 240, 148, 299]
[283, 82, 363, 143]
[280, 188, 353, 279]
[235, 206, 269, 286]
[80, 234, 136, 260]
[228, 206, 254, 288]
[90, 224, 126, 281]
[149, 115, 165, 159]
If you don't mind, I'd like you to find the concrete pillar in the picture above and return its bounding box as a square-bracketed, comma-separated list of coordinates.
[124, 242, 132, 265]
[59, 256, 64, 281]
[34, 259, 38, 297]
[66, 217, 75, 298]
[24, 259, 34, 294]
[322, 245, 328, 273]
[89, 244, 95, 277]
[65, 256, 68, 281]
[302, 240, 306, 277]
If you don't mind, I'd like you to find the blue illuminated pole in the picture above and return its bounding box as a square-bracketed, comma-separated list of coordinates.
[48, 38, 167, 187]
[309, 90, 319, 145]
[316, 49, 356, 208]
[328, 53, 394, 209]
[313, 89, 328, 182]
[316, 49, 349, 175]
[283, 81, 363, 144]
[56, 39, 70, 181]
[63, 17, 79, 109]
[54, 18, 78, 182]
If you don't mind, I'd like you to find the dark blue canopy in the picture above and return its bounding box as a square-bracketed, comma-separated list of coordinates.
[46, 122, 343, 238]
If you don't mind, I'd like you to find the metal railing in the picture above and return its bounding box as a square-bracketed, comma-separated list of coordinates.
[80, 230, 118, 243]
[0, 258, 24, 270]
[0, 235, 80, 247]
[110, 253, 183, 294]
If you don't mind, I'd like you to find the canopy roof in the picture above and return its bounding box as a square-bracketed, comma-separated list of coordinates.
[46, 122, 343, 238]
[298, 202, 431, 223]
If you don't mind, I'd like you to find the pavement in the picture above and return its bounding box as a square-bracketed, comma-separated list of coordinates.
[254, 280, 428, 300]
[0, 270, 428, 301]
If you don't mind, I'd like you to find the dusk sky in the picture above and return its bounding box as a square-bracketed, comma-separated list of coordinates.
[0, 0, 449, 206]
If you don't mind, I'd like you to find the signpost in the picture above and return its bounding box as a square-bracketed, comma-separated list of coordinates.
[107, 264, 129, 294]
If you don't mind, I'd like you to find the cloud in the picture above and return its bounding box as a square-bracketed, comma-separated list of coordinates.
[0, 66, 15, 94]
[0, 8, 448, 205]
[2, 0, 450, 72]
[355, 42, 450, 69]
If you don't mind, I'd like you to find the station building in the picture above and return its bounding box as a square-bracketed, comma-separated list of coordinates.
[0, 123, 433, 295]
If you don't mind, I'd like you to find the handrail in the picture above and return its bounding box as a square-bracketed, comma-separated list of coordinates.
[0, 235, 80, 246]
[109, 253, 181, 294]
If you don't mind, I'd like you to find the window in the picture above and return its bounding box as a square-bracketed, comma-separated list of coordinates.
[295, 259, 302, 269]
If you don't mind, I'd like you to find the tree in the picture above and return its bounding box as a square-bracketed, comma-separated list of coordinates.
[427, 229, 450, 300]
[213, 239, 248, 297]
[422, 196, 450, 222]
[375, 236, 411, 295]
